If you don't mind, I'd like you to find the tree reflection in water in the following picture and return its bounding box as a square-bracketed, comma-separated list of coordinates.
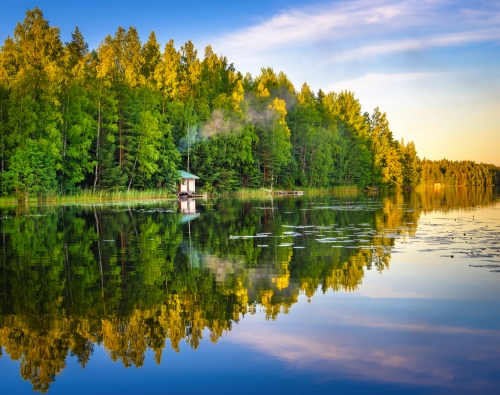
[0, 188, 497, 393]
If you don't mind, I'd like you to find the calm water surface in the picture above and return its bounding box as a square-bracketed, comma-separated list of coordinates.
[0, 189, 499, 394]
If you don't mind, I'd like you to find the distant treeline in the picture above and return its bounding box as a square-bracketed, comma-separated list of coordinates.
[420, 159, 498, 187]
[0, 8, 498, 201]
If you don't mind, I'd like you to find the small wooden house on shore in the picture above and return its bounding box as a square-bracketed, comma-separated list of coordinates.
[178, 170, 200, 196]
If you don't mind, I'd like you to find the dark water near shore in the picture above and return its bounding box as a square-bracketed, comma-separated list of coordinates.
[0, 188, 499, 394]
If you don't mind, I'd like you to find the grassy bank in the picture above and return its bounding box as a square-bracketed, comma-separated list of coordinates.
[224, 186, 359, 197]
[0, 186, 360, 206]
[0, 189, 178, 206]
[60, 189, 177, 202]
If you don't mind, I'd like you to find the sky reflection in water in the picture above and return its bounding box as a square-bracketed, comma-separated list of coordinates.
[0, 189, 499, 394]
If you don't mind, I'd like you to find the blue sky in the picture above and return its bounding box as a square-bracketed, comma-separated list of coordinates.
[1, 0, 499, 165]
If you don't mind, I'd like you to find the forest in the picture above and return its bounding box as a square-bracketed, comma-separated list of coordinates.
[0, 8, 498, 201]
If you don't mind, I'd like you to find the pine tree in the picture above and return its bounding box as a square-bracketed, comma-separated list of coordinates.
[59, 27, 95, 193]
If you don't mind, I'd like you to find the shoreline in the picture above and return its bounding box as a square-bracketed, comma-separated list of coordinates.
[0, 187, 360, 206]
[0, 185, 497, 207]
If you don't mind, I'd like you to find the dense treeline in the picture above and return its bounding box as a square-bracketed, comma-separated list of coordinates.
[0, 8, 498, 201]
[420, 159, 498, 187]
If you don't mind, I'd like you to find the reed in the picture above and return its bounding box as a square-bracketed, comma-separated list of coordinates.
[303, 186, 359, 194]
[30, 189, 178, 205]
[227, 188, 273, 197]
[0, 186, 359, 207]
[226, 186, 359, 197]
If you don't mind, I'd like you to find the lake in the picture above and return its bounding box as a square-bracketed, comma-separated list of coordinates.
[0, 188, 499, 394]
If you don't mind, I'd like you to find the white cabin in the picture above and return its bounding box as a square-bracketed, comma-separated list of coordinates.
[178, 170, 200, 194]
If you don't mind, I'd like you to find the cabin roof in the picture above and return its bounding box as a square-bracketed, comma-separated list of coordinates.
[178, 170, 200, 180]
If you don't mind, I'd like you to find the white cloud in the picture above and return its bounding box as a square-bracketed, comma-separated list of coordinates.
[226, 318, 500, 389]
[212, 0, 421, 58]
[330, 72, 433, 92]
[211, 0, 500, 61]
[336, 314, 500, 338]
[328, 29, 500, 62]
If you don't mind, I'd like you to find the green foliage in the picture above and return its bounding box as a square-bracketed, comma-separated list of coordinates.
[399, 140, 421, 188]
[4, 140, 57, 203]
[420, 158, 498, 187]
[0, 7, 497, 201]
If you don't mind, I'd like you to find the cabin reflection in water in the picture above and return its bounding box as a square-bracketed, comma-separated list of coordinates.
[178, 198, 196, 214]
[178, 199, 199, 222]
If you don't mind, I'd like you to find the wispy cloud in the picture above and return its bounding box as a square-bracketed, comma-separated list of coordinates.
[214, 0, 414, 57]
[330, 72, 433, 92]
[227, 318, 500, 389]
[329, 29, 500, 62]
[212, 0, 500, 61]
[334, 313, 500, 338]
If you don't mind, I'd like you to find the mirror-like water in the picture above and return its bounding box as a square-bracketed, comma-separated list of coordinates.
[0, 188, 499, 394]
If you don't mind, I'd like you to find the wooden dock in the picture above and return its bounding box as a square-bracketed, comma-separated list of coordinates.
[177, 192, 206, 198]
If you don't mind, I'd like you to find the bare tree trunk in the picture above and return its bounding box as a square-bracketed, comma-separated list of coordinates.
[187, 122, 190, 172]
[127, 143, 139, 191]
[62, 94, 69, 158]
[1, 101, 4, 181]
[93, 98, 101, 190]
